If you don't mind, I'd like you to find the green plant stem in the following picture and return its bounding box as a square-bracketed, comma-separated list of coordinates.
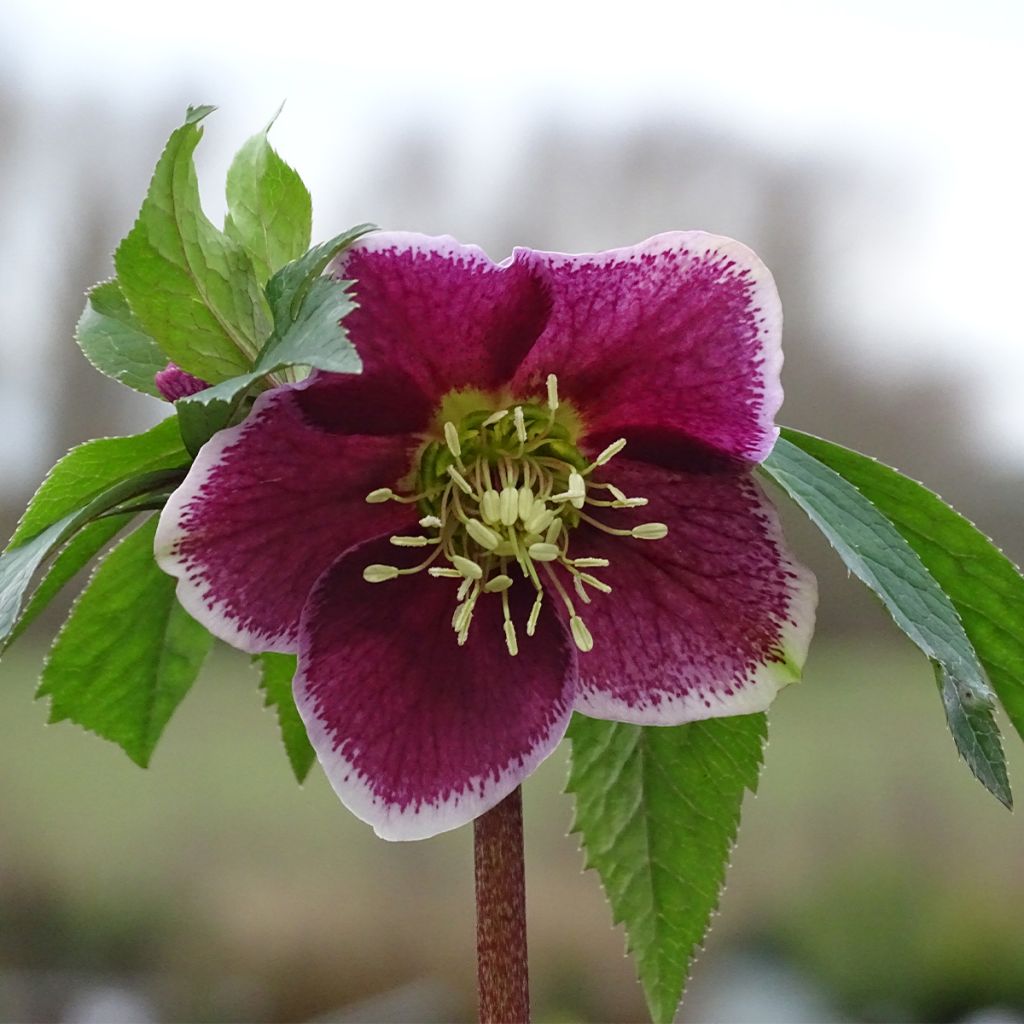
[474, 786, 530, 1023]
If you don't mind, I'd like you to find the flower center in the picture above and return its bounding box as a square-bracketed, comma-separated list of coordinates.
[362, 374, 667, 656]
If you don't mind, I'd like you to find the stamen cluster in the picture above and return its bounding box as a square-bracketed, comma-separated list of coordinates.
[363, 375, 667, 655]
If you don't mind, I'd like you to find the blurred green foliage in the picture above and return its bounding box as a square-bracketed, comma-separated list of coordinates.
[2, 638, 1023, 1022]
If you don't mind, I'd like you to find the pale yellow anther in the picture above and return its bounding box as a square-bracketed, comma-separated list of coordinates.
[418, 514, 443, 528]
[428, 567, 462, 578]
[546, 374, 559, 412]
[390, 535, 432, 547]
[466, 519, 501, 551]
[573, 557, 610, 568]
[632, 522, 669, 540]
[482, 409, 508, 427]
[513, 406, 527, 443]
[365, 488, 395, 504]
[480, 489, 501, 525]
[593, 438, 627, 467]
[607, 484, 628, 502]
[573, 576, 592, 604]
[527, 593, 543, 636]
[570, 615, 594, 652]
[568, 471, 587, 510]
[579, 573, 612, 594]
[447, 465, 474, 495]
[612, 497, 648, 508]
[544, 518, 562, 546]
[525, 507, 555, 535]
[504, 619, 519, 656]
[493, 540, 517, 557]
[363, 564, 400, 583]
[528, 542, 561, 562]
[452, 555, 483, 579]
[484, 574, 514, 593]
[499, 486, 519, 527]
[517, 485, 535, 522]
[453, 601, 473, 634]
[443, 421, 462, 459]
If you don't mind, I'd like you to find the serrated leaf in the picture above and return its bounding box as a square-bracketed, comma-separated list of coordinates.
[9, 418, 188, 548]
[3, 514, 130, 650]
[75, 279, 168, 397]
[256, 652, 316, 783]
[265, 223, 375, 326]
[780, 428, 1024, 748]
[566, 713, 767, 1024]
[114, 106, 271, 383]
[38, 518, 214, 767]
[224, 112, 312, 283]
[762, 436, 1011, 808]
[0, 469, 185, 644]
[934, 661, 1009, 800]
[175, 226, 370, 454]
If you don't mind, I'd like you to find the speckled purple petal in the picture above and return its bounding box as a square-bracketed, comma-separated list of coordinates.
[294, 535, 577, 840]
[154, 376, 423, 654]
[328, 232, 551, 408]
[510, 232, 783, 463]
[568, 456, 816, 724]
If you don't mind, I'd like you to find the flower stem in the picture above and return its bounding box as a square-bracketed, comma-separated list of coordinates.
[474, 786, 530, 1023]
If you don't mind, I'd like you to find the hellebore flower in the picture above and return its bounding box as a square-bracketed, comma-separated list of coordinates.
[155, 231, 817, 840]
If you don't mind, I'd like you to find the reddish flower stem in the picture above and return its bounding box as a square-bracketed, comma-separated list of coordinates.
[474, 786, 530, 1023]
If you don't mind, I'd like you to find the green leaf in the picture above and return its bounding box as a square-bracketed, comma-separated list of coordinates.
[38, 518, 214, 767]
[114, 106, 271, 383]
[566, 713, 767, 1024]
[0, 469, 185, 644]
[224, 110, 312, 284]
[265, 223, 375, 327]
[255, 652, 316, 783]
[3, 514, 130, 650]
[9, 417, 188, 548]
[934, 661, 1009, 802]
[75, 279, 168, 397]
[780, 428, 1024, 750]
[762, 436, 1011, 808]
[175, 226, 370, 454]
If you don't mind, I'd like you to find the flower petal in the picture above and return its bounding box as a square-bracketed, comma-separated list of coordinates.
[569, 457, 816, 724]
[329, 232, 551, 407]
[295, 536, 578, 840]
[510, 232, 783, 463]
[154, 378, 419, 654]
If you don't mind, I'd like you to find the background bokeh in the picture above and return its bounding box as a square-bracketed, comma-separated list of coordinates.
[1, 2, 1022, 1021]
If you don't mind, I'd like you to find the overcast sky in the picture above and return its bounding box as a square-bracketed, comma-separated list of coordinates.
[4, 0, 1023, 468]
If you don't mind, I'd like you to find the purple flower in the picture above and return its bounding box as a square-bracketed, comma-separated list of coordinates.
[155, 231, 817, 840]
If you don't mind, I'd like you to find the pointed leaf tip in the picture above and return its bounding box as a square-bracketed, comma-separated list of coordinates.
[567, 713, 766, 1022]
[762, 431, 1012, 809]
[185, 104, 217, 124]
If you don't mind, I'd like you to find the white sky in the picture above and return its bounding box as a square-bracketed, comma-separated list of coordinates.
[3, 0, 1024, 468]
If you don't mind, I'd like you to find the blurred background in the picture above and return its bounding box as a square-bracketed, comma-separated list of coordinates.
[1, 1, 1023, 1021]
